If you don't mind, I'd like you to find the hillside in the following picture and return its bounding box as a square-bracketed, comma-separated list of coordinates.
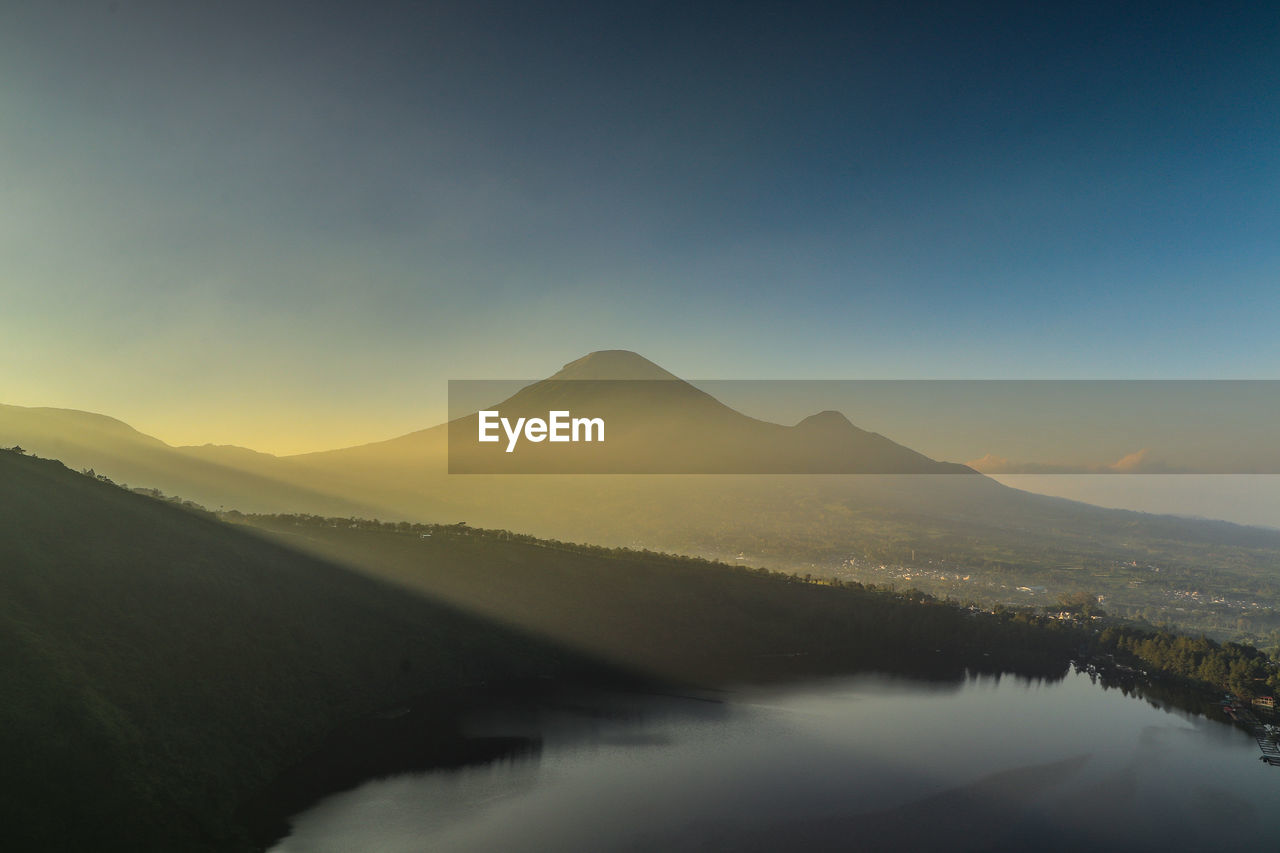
[0, 403, 378, 517]
[8, 443, 1280, 850]
[0, 450, 614, 851]
[1, 447, 1096, 851]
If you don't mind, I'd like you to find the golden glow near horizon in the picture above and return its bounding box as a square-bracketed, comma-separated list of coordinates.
[8, 370, 1280, 468]
[1, 382, 448, 456]
[142, 416, 439, 457]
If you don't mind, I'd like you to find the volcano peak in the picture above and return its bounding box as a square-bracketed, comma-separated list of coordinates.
[549, 350, 680, 381]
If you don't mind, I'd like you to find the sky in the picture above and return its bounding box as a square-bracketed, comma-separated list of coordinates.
[2, 0, 1277, 454]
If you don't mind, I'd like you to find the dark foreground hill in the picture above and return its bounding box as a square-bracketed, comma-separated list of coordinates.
[0, 450, 625, 852]
[2, 448, 1101, 851]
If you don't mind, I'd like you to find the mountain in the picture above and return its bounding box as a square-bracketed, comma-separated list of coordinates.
[9, 352, 1280, 640]
[262, 351, 999, 551]
[289, 349, 972, 476]
[0, 403, 380, 516]
[0, 351, 969, 493]
[0, 448, 631, 851]
[267, 355, 1280, 626]
[551, 349, 682, 380]
[443, 351, 973, 473]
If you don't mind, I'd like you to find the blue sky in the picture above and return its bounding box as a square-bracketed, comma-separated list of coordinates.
[2, 1, 1277, 452]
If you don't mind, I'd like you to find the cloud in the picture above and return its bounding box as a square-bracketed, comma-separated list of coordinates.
[1108, 448, 1153, 473]
[967, 448, 1188, 474]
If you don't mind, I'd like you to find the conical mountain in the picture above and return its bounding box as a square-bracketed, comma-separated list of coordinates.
[443, 351, 971, 474]
[549, 350, 681, 381]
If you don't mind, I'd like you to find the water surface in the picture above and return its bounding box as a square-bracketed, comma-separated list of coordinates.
[272, 671, 1278, 852]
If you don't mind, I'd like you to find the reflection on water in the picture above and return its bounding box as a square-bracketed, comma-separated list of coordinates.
[272, 671, 1278, 852]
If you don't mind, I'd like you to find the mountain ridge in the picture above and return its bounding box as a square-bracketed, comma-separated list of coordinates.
[549, 349, 681, 381]
[9, 352, 1280, 643]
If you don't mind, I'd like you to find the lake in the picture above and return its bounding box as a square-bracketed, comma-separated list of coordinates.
[270, 669, 1279, 852]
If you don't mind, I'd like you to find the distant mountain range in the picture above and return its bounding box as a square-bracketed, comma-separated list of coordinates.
[443, 351, 974, 474]
[6, 351, 1280, 612]
[1, 349, 973, 508]
[0, 402, 377, 516]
